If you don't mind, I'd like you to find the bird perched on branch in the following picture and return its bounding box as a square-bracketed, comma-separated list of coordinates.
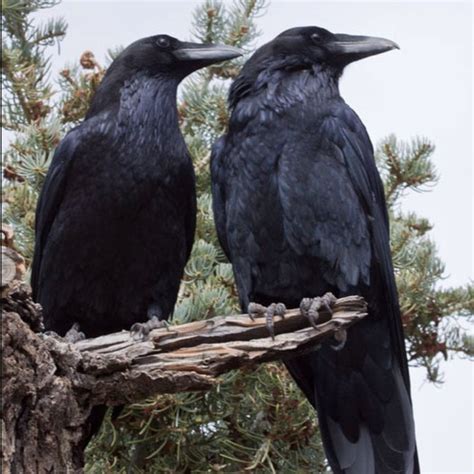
[31, 34, 241, 444]
[32, 34, 241, 339]
[211, 27, 419, 473]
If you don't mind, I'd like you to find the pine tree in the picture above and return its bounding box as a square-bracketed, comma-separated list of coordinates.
[2, 1, 472, 472]
[376, 136, 474, 382]
[2, 0, 105, 260]
[2, 0, 66, 259]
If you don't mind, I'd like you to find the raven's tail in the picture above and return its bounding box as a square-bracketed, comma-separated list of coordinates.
[284, 348, 419, 474]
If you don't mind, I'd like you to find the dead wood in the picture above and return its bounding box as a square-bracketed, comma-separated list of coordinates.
[1, 280, 367, 473]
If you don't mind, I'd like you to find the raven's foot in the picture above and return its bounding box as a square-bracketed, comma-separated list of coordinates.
[300, 292, 337, 329]
[130, 316, 168, 341]
[64, 323, 85, 343]
[248, 302, 287, 340]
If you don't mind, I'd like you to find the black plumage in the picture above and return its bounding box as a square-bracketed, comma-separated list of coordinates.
[211, 27, 419, 473]
[31, 34, 241, 447]
[32, 34, 241, 338]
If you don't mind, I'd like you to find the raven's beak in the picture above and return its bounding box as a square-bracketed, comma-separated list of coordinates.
[328, 34, 399, 63]
[174, 43, 243, 66]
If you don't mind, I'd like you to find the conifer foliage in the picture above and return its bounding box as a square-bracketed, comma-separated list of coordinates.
[2, 1, 472, 471]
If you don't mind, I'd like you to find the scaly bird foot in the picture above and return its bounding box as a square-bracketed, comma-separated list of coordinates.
[130, 316, 168, 341]
[247, 301, 286, 340]
[64, 322, 85, 343]
[300, 292, 337, 329]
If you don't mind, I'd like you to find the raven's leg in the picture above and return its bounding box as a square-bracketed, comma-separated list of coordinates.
[300, 292, 346, 350]
[130, 304, 168, 340]
[248, 302, 287, 340]
[299, 292, 337, 329]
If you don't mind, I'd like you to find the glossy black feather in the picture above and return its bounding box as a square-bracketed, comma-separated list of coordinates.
[31, 34, 242, 448]
[32, 74, 195, 337]
[211, 27, 418, 473]
[31, 35, 202, 448]
[32, 34, 242, 339]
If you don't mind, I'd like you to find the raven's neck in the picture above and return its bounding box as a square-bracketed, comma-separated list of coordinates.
[116, 74, 181, 142]
[230, 65, 341, 124]
[87, 72, 182, 150]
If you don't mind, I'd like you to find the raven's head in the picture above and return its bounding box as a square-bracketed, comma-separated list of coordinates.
[229, 26, 398, 108]
[86, 34, 242, 118]
[109, 34, 242, 78]
[272, 26, 398, 69]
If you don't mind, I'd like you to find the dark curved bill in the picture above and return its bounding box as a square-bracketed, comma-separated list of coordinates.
[328, 34, 399, 62]
[174, 44, 243, 63]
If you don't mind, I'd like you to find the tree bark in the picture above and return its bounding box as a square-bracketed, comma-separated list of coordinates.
[1, 278, 367, 473]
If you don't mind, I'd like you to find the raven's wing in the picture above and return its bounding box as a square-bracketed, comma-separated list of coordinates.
[183, 155, 197, 262]
[31, 126, 82, 300]
[210, 135, 231, 260]
[280, 104, 418, 473]
[324, 106, 411, 388]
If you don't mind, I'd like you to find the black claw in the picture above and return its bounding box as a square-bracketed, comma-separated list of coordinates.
[300, 293, 337, 330]
[321, 292, 337, 315]
[267, 302, 286, 340]
[300, 297, 321, 329]
[248, 302, 266, 321]
[274, 302, 287, 318]
[130, 316, 167, 341]
[308, 299, 321, 327]
[248, 301, 286, 339]
[130, 323, 147, 341]
[265, 303, 276, 340]
[247, 302, 257, 321]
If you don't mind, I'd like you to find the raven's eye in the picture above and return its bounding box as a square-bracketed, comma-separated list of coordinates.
[311, 33, 321, 43]
[156, 37, 170, 49]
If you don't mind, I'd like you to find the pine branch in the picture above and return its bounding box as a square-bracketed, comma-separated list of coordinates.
[376, 135, 437, 206]
[1, 279, 366, 472]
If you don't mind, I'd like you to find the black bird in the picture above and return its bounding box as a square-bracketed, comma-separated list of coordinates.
[32, 34, 241, 339]
[211, 27, 419, 473]
[31, 34, 241, 448]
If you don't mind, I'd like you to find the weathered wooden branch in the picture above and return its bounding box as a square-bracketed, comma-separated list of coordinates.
[74, 295, 366, 405]
[1, 226, 25, 291]
[1, 270, 367, 473]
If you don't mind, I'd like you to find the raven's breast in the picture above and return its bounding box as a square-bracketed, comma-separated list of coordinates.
[40, 152, 194, 337]
[224, 110, 371, 304]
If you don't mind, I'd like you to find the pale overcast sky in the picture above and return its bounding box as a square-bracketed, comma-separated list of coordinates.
[26, 1, 474, 472]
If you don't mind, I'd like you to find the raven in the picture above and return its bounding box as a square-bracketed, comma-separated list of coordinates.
[31, 34, 241, 447]
[32, 34, 241, 339]
[211, 27, 419, 473]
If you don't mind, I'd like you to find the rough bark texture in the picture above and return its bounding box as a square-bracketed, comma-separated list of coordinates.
[1, 274, 367, 473]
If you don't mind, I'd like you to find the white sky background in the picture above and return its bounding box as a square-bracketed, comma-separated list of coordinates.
[26, 0, 474, 472]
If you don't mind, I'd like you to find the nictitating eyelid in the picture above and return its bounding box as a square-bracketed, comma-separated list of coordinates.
[157, 38, 170, 48]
